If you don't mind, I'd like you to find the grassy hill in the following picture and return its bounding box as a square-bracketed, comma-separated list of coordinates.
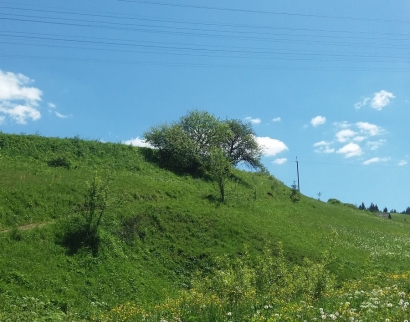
[0, 132, 410, 321]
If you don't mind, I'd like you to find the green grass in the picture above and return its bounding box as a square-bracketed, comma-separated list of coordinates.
[0, 132, 410, 320]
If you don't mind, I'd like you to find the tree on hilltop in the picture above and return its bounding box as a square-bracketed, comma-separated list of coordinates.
[143, 110, 263, 175]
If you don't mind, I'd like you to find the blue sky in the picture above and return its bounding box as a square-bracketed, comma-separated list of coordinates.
[1, 0, 410, 211]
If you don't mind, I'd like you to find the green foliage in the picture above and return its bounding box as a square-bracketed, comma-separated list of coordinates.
[327, 198, 341, 205]
[143, 110, 262, 175]
[56, 173, 110, 255]
[290, 180, 300, 203]
[208, 147, 232, 202]
[47, 156, 71, 169]
[82, 173, 110, 236]
[367, 202, 380, 212]
[222, 118, 262, 169]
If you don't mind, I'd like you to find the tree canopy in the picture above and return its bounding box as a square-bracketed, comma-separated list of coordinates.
[143, 110, 263, 175]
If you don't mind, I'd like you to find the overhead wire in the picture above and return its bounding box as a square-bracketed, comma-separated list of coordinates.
[1, 31, 409, 63]
[1, 1, 409, 69]
[1, 4, 410, 40]
[113, 0, 410, 24]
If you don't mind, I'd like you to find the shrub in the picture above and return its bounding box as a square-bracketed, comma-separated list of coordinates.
[327, 198, 341, 205]
[47, 156, 71, 169]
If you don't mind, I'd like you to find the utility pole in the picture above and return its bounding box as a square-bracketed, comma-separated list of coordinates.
[295, 157, 300, 192]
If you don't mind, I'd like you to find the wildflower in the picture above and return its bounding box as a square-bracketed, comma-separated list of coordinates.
[226, 312, 232, 317]
[264, 305, 269, 309]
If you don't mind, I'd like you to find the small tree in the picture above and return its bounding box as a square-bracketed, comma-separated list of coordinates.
[208, 147, 231, 202]
[290, 180, 300, 203]
[367, 203, 379, 213]
[58, 173, 111, 255]
[82, 173, 110, 237]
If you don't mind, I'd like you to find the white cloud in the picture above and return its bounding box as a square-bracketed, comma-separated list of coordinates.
[334, 121, 351, 129]
[311, 115, 326, 127]
[367, 139, 386, 151]
[337, 143, 362, 158]
[272, 117, 281, 122]
[0, 104, 41, 124]
[245, 117, 261, 124]
[123, 137, 153, 148]
[354, 90, 394, 111]
[354, 97, 370, 109]
[273, 158, 287, 165]
[353, 136, 366, 142]
[256, 136, 288, 156]
[48, 103, 56, 108]
[398, 160, 407, 166]
[314, 141, 335, 153]
[356, 122, 382, 136]
[0, 70, 42, 102]
[55, 111, 71, 119]
[336, 129, 356, 143]
[371, 90, 395, 110]
[0, 70, 42, 124]
[323, 147, 335, 153]
[363, 157, 390, 165]
[313, 140, 331, 147]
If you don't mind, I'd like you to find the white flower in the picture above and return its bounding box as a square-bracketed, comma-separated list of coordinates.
[226, 312, 232, 316]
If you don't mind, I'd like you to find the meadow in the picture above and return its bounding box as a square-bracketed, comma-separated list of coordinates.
[0, 132, 409, 321]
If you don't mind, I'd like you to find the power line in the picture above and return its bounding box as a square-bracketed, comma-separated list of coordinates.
[1, 53, 409, 72]
[2, 4, 410, 40]
[114, 0, 410, 24]
[1, 32, 410, 63]
[2, 15, 410, 52]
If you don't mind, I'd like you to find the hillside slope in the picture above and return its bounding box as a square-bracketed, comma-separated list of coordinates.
[1, 133, 409, 320]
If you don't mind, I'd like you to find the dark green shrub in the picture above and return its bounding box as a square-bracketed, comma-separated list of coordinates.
[47, 156, 71, 169]
[55, 215, 100, 255]
[327, 198, 341, 205]
[290, 180, 300, 203]
[9, 226, 23, 241]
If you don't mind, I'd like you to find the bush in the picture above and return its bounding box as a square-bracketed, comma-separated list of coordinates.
[327, 198, 341, 205]
[55, 215, 100, 255]
[47, 156, 71, 169]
